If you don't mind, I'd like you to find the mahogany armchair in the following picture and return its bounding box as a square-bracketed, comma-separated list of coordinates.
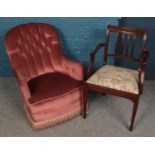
[84, 25, 149, 131]
[5, 23, 85, 129]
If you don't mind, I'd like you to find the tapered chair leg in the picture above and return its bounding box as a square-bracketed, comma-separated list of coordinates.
[129, 97, 139, 131]
[82, 84, 87, 119]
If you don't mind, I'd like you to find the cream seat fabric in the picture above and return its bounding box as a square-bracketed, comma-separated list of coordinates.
[86, 65, 139, 94]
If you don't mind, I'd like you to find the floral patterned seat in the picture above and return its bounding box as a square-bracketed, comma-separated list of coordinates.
[86, 65, 139, 94]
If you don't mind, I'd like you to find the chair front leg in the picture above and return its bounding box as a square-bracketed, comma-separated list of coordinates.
[130, 96, 140, 131]
[82, 84, 87, 119]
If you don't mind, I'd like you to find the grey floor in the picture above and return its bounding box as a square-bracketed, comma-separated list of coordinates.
[0, 78, 155, 137]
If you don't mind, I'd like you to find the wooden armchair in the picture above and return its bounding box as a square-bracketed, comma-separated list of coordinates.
[84, 25, 149, 131]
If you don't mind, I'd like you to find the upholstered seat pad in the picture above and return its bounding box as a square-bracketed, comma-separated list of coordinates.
[28, 72, 83, 104]
[86, 65, 139, 94]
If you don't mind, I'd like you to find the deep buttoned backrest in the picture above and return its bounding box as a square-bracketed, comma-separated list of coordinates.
[5, 23, 64, 81]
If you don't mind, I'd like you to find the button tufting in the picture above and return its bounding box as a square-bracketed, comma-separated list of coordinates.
[5, 23, 83, 82]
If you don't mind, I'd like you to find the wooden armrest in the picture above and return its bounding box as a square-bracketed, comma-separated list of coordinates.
[138, 48, 149, 94]
[90, 42, 105, 57]
[86, 42, 105, 79]
[140, 49, 149, 64]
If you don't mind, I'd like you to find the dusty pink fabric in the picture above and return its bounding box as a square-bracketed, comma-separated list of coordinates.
[27, 87, 82, 114]
[28, 72, 83, 104]
[5, 23, 84, 123]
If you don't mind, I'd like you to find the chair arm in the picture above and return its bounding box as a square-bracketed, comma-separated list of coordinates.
[62, 56, 84, 81]
[51, 44, 84, 81]
[13, 69, 31, 100]
[138, 49, 149, 94]
[87, 42, 105, 78]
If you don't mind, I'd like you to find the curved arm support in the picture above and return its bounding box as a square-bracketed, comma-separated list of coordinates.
[138, 49, 149, 94]
[86, 42, 105, 79]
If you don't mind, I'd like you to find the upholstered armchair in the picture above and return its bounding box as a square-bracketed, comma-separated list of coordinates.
[5, 23, 85, 129]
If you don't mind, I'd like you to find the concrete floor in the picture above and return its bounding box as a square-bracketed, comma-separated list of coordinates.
[0, 78, 155, 136]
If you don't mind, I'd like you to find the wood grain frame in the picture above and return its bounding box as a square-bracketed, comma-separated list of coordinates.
[83, 25, 149, 131]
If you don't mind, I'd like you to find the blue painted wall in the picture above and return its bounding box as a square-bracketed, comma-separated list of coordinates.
[0, 17, 118, 77]
[119, 17, 155, 80]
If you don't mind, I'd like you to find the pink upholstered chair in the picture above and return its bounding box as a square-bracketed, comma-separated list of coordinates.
[5, 23, 85, 129]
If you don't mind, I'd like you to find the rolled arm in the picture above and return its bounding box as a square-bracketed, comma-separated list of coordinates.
[62, 56, 84, 81]
[52, 43, 84, 81]
[87, 42, 105, 78]
[138, 49, 149, 94]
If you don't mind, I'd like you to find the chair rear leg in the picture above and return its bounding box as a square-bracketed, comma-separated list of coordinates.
[129, 97, 140, 131]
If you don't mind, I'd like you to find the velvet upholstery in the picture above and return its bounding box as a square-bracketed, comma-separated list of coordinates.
[5, 23, 84, 128]
[28, 72, 83, 105]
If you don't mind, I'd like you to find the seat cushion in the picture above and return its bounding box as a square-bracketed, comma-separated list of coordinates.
[86, 65, 139, 94]
[28, 72, 83, 104]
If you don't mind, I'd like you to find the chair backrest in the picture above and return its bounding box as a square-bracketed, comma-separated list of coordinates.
[104, 25, 147, 66]
[5, 23, 64, 81]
